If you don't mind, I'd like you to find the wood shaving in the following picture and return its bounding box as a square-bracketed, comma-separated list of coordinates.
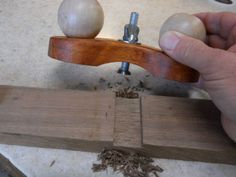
[115, 88, 139, 99]
[214, 0, 233, 4]
[92, 148, 163, 177]
[49, 160, 56, 167]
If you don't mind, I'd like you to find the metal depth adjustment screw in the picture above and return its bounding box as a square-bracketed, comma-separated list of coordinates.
[117, 12, 140, 75]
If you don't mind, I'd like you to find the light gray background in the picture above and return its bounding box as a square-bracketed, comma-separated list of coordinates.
[0, 0, 236, 176]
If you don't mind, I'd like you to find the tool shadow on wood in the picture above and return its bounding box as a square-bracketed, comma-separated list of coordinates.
[0, 86, 235, 165]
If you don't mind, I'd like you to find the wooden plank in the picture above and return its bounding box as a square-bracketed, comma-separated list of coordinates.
[142, 95, 236, 164]
[113, 98, 142, 148]
[0, 86, 235, 164]
[0, 153, 26, 177]
[0, 86, 115, 152]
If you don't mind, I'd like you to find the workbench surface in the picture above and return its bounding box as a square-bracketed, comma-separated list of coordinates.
[0, 0, 236, 176]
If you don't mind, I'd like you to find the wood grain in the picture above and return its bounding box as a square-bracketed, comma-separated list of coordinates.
[48, 37, 199, 82]
[0, 86, 235, 164]
[142, 95, 236, 164]
[113, 98, 142, 148]
[0, 86, 114, 152]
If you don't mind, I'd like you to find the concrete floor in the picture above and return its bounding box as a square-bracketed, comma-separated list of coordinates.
[0, 0, 236, 176]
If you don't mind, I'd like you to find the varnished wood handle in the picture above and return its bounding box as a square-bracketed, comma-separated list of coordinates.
[48, 37, 199, 82]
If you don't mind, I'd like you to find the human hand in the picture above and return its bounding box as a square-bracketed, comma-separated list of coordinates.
[159, 12, 236, 142]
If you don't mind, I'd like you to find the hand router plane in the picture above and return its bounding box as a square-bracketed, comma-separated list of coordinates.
[48, 0, 206, 83]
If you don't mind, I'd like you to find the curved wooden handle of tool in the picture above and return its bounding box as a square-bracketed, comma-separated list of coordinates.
[48, 36, 199, 82]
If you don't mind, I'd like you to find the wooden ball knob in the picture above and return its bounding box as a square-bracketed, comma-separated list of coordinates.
[159, 13, 206, 42]
[58, 0, 104, 38]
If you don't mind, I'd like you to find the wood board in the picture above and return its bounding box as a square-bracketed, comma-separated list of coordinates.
[0, 85, 235, 165]
[142, 95, 236, 164]
[0, 153, 26, 177]
[0, 86, 115, 152]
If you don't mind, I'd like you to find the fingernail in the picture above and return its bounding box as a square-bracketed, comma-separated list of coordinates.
[159, 31, 181, 51]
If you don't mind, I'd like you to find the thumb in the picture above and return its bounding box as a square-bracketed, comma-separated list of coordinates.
[159, 31, 223, 74]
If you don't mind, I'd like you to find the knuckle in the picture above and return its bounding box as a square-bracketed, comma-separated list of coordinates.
[175, 38, 201, 59]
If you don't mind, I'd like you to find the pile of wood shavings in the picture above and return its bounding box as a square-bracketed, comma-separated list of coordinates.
[115, 88, 139, 99]
[92, 149, 163, 177]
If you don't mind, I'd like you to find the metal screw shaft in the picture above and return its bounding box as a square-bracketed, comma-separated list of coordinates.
[118, 12, 139, 76]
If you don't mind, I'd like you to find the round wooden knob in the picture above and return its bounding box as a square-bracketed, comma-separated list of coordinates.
[159, 13, 206, 42]
[58, 0, 104, 38]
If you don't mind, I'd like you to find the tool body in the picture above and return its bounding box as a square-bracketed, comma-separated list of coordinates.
[49, 37, 199, 82]
[48, 1, 207, 83]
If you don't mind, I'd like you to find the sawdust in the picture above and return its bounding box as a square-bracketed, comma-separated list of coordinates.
[96, 77, 151, 93]
[92, 148, 163, 177]
[115, 88, 139, 99]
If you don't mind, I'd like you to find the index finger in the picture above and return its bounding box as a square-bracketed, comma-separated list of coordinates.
[195, 12, 236, 39]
